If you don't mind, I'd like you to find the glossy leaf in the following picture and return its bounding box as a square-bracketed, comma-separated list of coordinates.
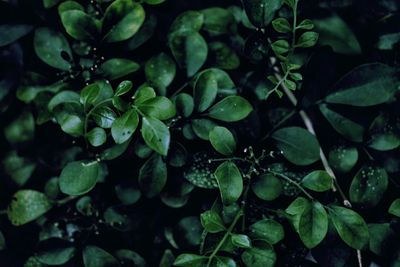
[59, 160, 99, 196]
[214, 161, 243, 205]
[207, 96, 252, 122]
[209, 126, 236, 156]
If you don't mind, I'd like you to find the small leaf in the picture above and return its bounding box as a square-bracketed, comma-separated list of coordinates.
[301, 171, 332, 192]
[271, 127, 320, 166]
[214, 161, 243, 205]
[174, 254, 208, 266]
[271, 40, 289, 55]
[207, 96, 253, 122]
[111, 109, 139, 144]
[174, 93, 194, 118]
[82, 246, 120, 267]
[102, 0, 145, 43]
[296, 31, 319, 48]
[389, 199, 400, 217]
[7, 190, 53, 226]
[249, 219, 284, 244]
[115, 80, 133, 96]
[297, 19, 314, 30]
[99, 58, 140, 80]
[145, 52, 176, 91]
[137, 96, 176, 120]
[231, 234, 252, 248]
[59, 160, 99, 196]
[328, 205, 369, 250]
[272, 18, 291, 33]
[349, 165, 388, 207]
[298, 201, 328, 248]
[134, 86, 156, 105]
[251, 173, 282, 201]
[141, 117, 170, 156]
[34, 27, 72, 71]
[87, 127, 107, 147]
[209, 126, 236, 156]
[200, 210, 226, 233]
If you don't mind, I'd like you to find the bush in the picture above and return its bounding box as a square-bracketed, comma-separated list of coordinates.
[0, 0, 400, 266]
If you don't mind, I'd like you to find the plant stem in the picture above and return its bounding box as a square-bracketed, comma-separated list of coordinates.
[171, 82, 189, 98]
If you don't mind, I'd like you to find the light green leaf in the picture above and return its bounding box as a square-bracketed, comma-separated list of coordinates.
[209, 126, 236, 156]
[301, 171, 332, 192]
[111, 109, 139, 144]
[214, 161, 243, 205]
[99, 58, 140, 80]
[141, 117, 170, 156]
[34, 27, 72, 71]
[200, 210, 226, 233]
[145, 52, 176, 91]
[325, 63, 399, 106]
[349, 165, 388, 207]
[328, 205, 369, 250]
[249, 219, 284, 244]
[271, 127, 320, 166]
[298, 201, 328, 248]
[251, 173, 282, 201]
[82, 246, 120, 267]
[207, 96, 252, 122]
[102, 0, 145, 43]
[59, 160, 99, 196]
[7, 190, 53, 226]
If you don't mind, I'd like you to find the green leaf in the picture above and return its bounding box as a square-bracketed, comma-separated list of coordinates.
[7, 190, 53, 226]
[34, 27, 72, 71]
[191, 118, 218, 140]
[243, 0, 282, 27]
[328, 205, 369, 250]
[231, 234, 252, 248]
[389, 199, 400, 217]
[251, 173, 282, 201]
[60, 10, 99, 41]
[174, 93, 194, 118]
[297, 19, 314, 30]
[99, 58, 140, 80]
[43, 0, 60, 8]
[17, 82, 67, 104]
[271, 40, 289, 55]
[200, 7, 235, 35]
[193, 69, 218, 112]
[325, 64, 399, 106]
[349, 165, 388, 207]
[35, 238, 76, 265]
[0, 24, 33, 47]
[134, 86, 156, 105]
[207, 96, 252, 122]
[111, 109, 139, 144]
[144, 0, 166, 4]
[314, 13, 361, 55]
[301, 171, 332, 192]
[124, 14, 157, 50]
[209, 42, 240, 70]
[59, 160, 99, 196]
[249, 219, 284, 244]
[319, 103, 364, 142]
[145, 53, 176, 91]
[241, 241, 276, 267]
[272, 18, 291, 33]
[115, 80, 133, 96]
[214, 161, 243, 205]
[137, 96, 176, 120]
[285, 197, 309, 232]
[87, 127, 107, 147]
[174, 254, 208, 266]
[92, 106, 117, 129]
[139, 154, 167, 198]
[271, 127, 320, 166]
[82, 246, 120, 267]
[115, 250, 145, 267]
[368, 113, 400, 151]
[169, 31, 208, 77]
[4, 111, 35, 144]
[48, 90, 80, 111]
[200, 210, 226, 233]
[101, 142, 130, 160]
[328, 146, 358, 173]
[368, 223, 395, 256]
[2, 151, 36, 186]
[141, 117, 170, 155]
[170, 11, 204, 34]
[296, 31, 319, 47]
[102, 0, 145, 43]
[298, 201, 328, 248]
[209, 126, 236, 156]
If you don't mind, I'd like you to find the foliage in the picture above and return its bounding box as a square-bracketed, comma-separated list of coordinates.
[0, 0, 400, 266]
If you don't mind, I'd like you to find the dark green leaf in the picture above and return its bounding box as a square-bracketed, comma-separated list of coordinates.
[298, 201, 328, 248]
[207, 96, 253, 122]
[82, 246, 120, 267]
[59, 160, 99, 196]
[87, 127, 107, 147]
[328, 146, 358, 173]
[99, 58, 140, 80]
[249, 219, 284, 244]
[251, 173, 282, 201]
[0, 24, 33, 47]
[60, 10, 99, 41]
[231, 234, 252, 248]
[241, 241, 276, 267]
[138, 96, 176, 120]
[35, 238, 76, 265]
[141, 117, 170, 156]
[209, 126, 236, 156]
[139, 154, 167, 198]
[296, 31, 319, 48]
[200, 210, 226, 233]
[272, 18, 291, 33]
[243, 0, 282, 27]
[214, 161, 243, 205]
[174, 254, 208, 266]
[301, 171, 332, 192]
[145, 53, 176, 91]
[111, 109, 139, 144]
[389, 199, 400, 217]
